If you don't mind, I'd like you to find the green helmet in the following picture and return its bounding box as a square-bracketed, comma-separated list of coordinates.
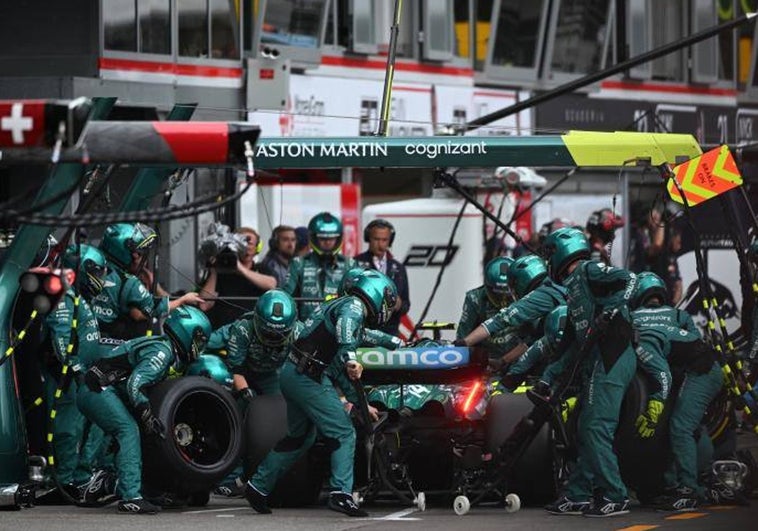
[185, 354, 234, 391]
[507, 255, 548, 299]
[349, 269, 398, 326]
[544, 305, 568, 351]
[339, 267, 365, 296]
[62, 244, 108, 298]
[100, 223, 158, 270]
[253, 289, 298, 346]
[542, 227, 591, 281]
[308, 212, 343, 255]
[484, 256, 514, 307]
[631, 272, 667, 309]
[164, 306, 213, 365]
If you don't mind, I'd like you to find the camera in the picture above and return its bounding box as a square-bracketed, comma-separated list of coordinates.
[198, 222, 248, 273]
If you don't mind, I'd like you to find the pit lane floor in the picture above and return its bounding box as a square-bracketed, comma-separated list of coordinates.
[3, 495, 756, 531]
[4, 433, 757, 531]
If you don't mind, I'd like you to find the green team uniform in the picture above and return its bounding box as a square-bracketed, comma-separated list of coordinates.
[559, 261, 637, 504]
[227, 317, 304, 396]
[480, 278, 567, 338]
[91, 264, 169, 340]
[282, 252, 354, 320]
[44, 291, 102, 486]
[250, 296, 366, 495]
[76, 336, 174, 500]
[633, 306, 722, 497]
[205, 324, 233, 357]
[457, 286, 528, 356]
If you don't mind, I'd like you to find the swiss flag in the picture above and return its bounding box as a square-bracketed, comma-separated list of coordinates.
[0, 100, 45, 147]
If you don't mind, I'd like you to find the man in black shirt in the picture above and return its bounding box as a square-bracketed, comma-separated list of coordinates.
[259, 225, 297, 287]
[354, 219, 410, 336]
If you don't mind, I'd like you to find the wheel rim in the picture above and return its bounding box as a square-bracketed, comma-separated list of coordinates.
[171, 389, 237, 468]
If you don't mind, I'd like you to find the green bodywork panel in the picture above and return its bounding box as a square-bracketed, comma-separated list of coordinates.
[0, 98, 115, 485]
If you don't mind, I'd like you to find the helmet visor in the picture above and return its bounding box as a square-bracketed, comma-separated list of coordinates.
[83, 261, 107, 296]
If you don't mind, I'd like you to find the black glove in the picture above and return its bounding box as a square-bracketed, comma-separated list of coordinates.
[453, 338, 467, 347]
[531, 380, 552, 399]
[239, 388, 255, 402]
[136, 404, 165, 439]
[499, 373, 524, 393]
[488, 357, 505, 373]
[594, 308, 619, 332]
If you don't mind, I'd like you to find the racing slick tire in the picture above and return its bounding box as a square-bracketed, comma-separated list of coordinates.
[243, 394, 326, 507]
[485, 393, 554, 504]
[142, 376, 243, 495]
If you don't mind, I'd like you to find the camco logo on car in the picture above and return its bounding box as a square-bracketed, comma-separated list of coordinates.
[355, 347, 470, 370]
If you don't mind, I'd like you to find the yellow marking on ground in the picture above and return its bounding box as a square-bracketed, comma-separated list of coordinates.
[664, 512, 708, 520]
[616, 525, 659, 531]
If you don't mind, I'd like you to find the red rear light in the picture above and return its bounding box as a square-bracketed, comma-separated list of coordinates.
[44, 275, 62, 294]
[461, 380, 483, 414]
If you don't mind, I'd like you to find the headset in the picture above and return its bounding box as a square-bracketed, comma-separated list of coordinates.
[268, 225, 295, 253]
[363, 219, 396, 246]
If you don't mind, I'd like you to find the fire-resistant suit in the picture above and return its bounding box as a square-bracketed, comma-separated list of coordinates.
[282, 252, 354, 320]
[248, 296, 366, 496]
[76, 336, 174, 500]
[632, 305, 722, 497]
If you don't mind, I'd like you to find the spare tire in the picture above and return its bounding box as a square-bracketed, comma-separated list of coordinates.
[485, 393, 554, 504]
[142, 376, 242, 494]
[243, 394, 326, 507]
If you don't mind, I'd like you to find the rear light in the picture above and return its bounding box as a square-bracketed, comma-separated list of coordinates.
[460, 380, 484, 414]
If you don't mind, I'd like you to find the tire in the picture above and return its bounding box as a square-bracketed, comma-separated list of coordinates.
[243, 394, 326, 507]
[142, 376, 243, 494]
[615, 371, 669, 503]
[485, 393, 554, 504]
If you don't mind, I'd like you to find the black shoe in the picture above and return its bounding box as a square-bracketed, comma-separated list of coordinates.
[328, 492, 368, 517]
[545, 495, 591, 515]
[659, 496, 698, 512]
[656, 487, 698, 512]
[60, 483, 84, 504]
[80, 469, 118, 507]
[117, 498, 161, 514]
[213, 480, 244, 498]
[582, 497, 630, 517]
[244, 483, 271, 514]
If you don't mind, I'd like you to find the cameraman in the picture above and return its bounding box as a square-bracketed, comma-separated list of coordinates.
[200, 227, 276, 328]
[258, 225, 297, 287]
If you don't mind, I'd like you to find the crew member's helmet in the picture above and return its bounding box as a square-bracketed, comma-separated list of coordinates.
[339, 267, 365, 296]
[484, 256, 514, 307]
[62, 244, 108, 298]
[185, 354, 234, 391]
[164, 306, 213, 365]
[544, 305, 569, 351]
[100, 223, 157, 270]
[307, 212, 343, 255]
[348, 269, 398, 326]
[542, 227, 591, 281]
[631, 272, 667, 309]
[586, 208, 625, 244]
[508, 255, 548, 299]
[253, 289, 298, 346]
